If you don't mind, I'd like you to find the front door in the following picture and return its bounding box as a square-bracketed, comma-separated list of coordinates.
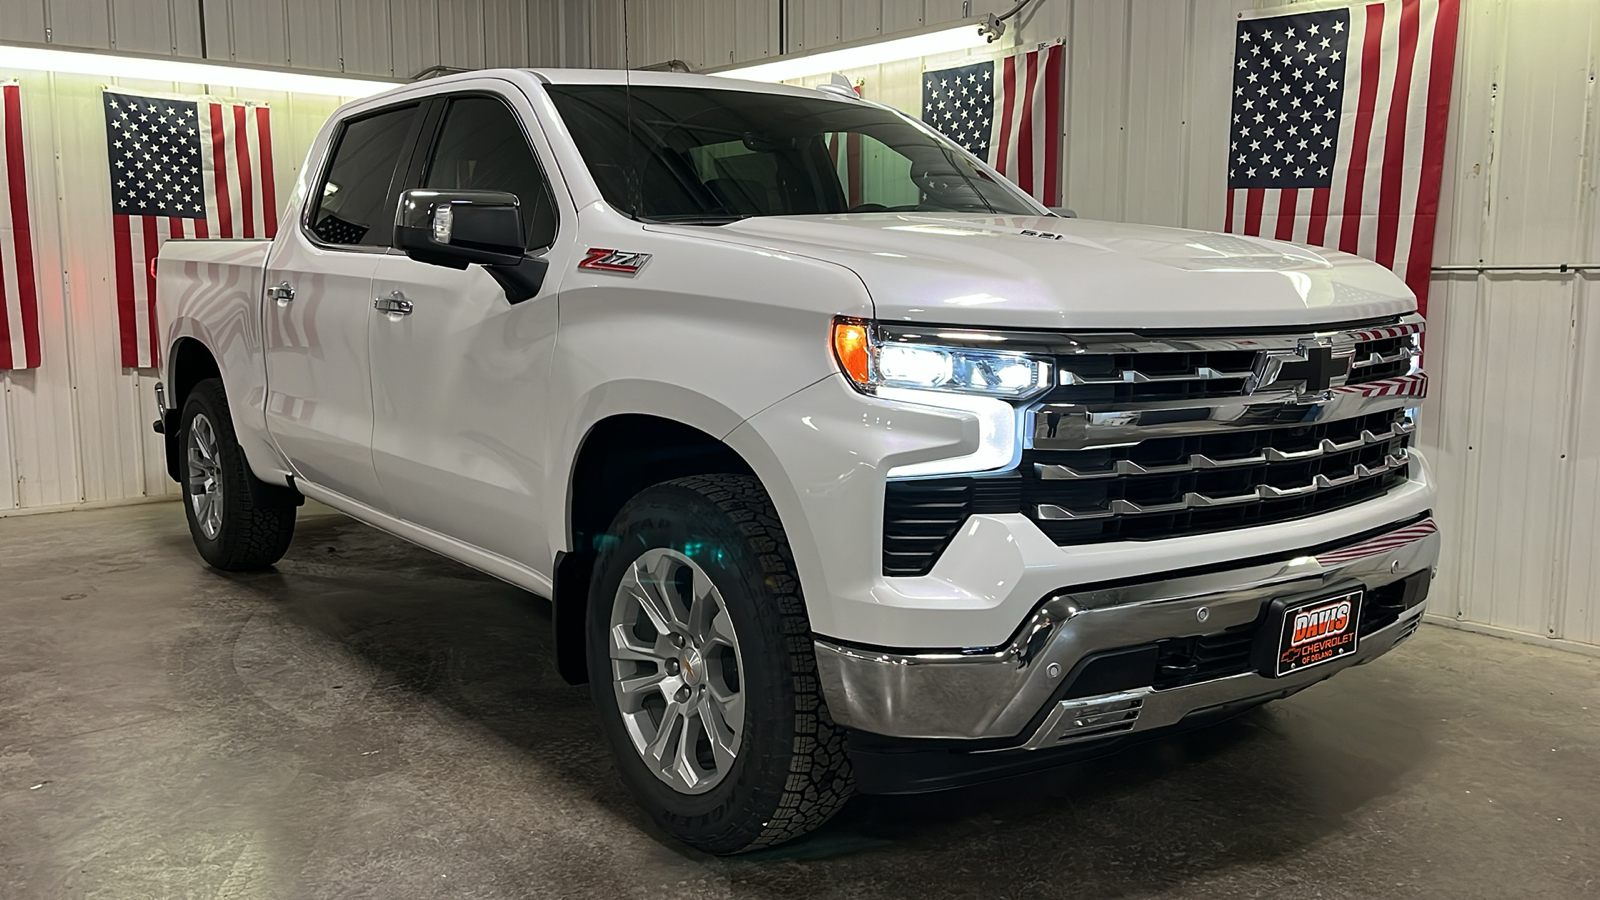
[367, 89, 569, 568]
[263, 101, 422, 505]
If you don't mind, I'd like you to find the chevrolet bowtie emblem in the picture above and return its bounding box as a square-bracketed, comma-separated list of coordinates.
[1244, 341, 1354, 397]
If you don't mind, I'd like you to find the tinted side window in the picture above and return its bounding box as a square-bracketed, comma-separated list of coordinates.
[310, 104, 418, 247]
[423, 96, 557, 250]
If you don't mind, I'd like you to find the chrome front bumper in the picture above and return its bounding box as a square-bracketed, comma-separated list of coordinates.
[815, 517, 1439, 746]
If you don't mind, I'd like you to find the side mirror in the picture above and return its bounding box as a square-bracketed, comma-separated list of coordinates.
[1047, 206, 1077, 218]
[393, 189, 549, 302]
[395, 189, 526, 268]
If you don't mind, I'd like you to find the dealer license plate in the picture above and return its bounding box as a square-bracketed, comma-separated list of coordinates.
[1273, 589, 1363, 677]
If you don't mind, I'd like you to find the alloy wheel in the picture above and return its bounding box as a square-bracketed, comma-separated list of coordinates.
[186, 412, 224, 540]
[608, 547, 746, 795]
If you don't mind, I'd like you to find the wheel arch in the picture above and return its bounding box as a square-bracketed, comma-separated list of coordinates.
[552, 412, 760, 685]
[162, 336, 223, 482]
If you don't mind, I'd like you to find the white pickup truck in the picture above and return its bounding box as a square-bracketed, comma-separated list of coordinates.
[154, 68, 1439, 853]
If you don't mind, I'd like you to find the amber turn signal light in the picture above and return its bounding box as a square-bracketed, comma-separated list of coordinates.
[832, 320, 871, 386]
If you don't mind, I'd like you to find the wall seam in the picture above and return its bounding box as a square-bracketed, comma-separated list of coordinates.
[1178, 0, 1196, 228]
[1545, 9, 1600, 640]
[1450, 0, 1508, 622]
[43, 71, 87, 504]
[1118, 0, 1132, 222]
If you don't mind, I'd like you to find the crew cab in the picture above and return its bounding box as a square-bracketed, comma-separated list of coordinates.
[153, 68, 1439, 853]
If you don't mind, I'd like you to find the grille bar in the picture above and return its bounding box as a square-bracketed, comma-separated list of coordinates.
[1060, 366, 1254, 386]
[1037, 453, 1409, 520]
[1032, 372, 1426, 449]
[1036, 418, 1414, 481]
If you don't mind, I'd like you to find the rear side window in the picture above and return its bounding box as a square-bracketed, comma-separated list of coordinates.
[309, 104, 418, 247]
[422, 96, 558, 250]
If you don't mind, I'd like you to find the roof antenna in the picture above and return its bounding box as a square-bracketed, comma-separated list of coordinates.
[622, 0, 641, 220]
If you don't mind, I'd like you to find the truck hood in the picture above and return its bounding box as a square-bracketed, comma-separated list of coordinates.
[704, 213, 1415, 330]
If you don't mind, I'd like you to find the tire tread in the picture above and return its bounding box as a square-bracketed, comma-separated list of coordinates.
[663, 474, 853, 850]
[182, 379, 297, 571]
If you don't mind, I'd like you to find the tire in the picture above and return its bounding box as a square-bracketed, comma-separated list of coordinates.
[179, 378, 297, 571]
[586, 474, 853, 853]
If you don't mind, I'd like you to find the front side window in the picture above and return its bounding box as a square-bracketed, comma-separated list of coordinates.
[544, 84, 1038, 223]
[310, 103, 418, 246]
[422, 95, 558, 250]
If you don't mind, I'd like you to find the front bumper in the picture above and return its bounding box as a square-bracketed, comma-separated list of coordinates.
[815, 515, 1439, 745]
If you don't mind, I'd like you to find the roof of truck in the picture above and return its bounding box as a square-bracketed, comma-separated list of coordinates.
[411, 67, 851, 102]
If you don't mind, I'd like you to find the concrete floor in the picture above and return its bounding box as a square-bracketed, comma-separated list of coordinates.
[1, 502, 1597, 899]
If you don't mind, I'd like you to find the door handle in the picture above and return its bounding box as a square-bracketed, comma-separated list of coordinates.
[373, 291, 414, 316]
[267, 282, 295, 305]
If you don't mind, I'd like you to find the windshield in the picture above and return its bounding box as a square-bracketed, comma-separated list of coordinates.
[544, 84, 1041, 223]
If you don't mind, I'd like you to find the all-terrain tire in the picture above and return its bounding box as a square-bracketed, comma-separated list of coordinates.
[586, 474, 853, 853]
[179, 378, 298, 570]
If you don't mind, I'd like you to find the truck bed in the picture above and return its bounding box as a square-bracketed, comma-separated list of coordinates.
[156, 238, 272, 332]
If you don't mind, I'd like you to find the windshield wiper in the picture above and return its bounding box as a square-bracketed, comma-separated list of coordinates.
[645, 213, 758, 225]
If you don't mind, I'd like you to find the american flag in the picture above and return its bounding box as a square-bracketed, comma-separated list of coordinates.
[921, 42, 1065, 204]
[825, 130, 864, 208]
[1, 82, 41, 371]
[1224, 0, 1460, 314]
[104, 89, 276, 368]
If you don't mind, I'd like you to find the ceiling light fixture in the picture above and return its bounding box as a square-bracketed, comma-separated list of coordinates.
[710, 23, 993, 83]
[0, 43, 402, 97]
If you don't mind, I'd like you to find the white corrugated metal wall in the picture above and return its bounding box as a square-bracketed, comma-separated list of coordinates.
[0, 0, 575, 77]
[1420, 0, 1600, 652]
[588, 0, 1600, 651]
[0, 0, 574, 517]
[0, 71, 344, 514]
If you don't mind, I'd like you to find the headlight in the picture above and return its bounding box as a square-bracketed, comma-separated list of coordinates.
[832, 319, 1052, 400]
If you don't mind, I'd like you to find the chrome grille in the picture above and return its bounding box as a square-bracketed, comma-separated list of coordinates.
[1024, 314, 1425, 546]
[1043, 316, 1422, 407]
[878, 315, 1426, 573]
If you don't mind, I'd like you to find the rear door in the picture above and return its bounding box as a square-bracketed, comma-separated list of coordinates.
[262, 101, 426, 505]
[367, 86, 571, 566]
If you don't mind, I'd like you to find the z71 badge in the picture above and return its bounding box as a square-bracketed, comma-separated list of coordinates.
[579, 248, 652, 275]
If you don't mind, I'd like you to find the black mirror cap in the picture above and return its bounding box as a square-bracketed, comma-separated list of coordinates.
[394, 189, 526, 269]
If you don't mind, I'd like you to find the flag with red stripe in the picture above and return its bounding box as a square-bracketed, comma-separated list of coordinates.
[1224, 0, 1459, 315]
[103, 89, 276, 368]
[825, 132, 865, 208]
[922, 41, 1066, 204]
[822, 81, 866, 207]
[1, 81, 42, 371]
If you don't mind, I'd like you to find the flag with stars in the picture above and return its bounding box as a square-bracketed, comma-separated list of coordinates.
[922, 41, 1065, 204]
[1225, 0, 1459, 314]
[104, 89, 276, 368]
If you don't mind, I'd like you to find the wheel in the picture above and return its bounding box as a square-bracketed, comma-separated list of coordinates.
[179, 378, 297, 571]
[586, 474, 853, 853]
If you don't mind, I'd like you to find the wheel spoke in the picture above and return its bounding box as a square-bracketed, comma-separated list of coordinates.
[707, 678, 744, 734]
[643, 700, 686, 770]
[704, 607, 737, 651]
[696, 693, 739, 772]
[624, 564, 682, 636]
[674, 707, 704, 788]
[685, 568, 720, 642]
[616, 668, 667, 702]
[609, 624, 664, 663]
